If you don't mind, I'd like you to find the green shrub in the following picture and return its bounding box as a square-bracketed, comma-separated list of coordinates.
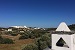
[35, 34, 51, 50]
[40, 35, 50, 41]
[19, 32, 25, 35]
[35, 38, 48, 50]
[11, 33, 18, 36]
[19, 33, 29, 40]
[0, 36, 3, 44]
[30, 35, 36, 39]
[22, 43, 39, 50]
[5, 31, 13, 35]
[2, 38, 14, 44]
[0, 36, 14, 44]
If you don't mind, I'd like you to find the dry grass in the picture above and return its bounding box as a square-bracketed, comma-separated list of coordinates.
[0, 35, 34, 50]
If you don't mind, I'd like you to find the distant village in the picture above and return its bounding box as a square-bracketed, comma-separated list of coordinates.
[0, 23, 75, 33]
[0, 26, 46, 34]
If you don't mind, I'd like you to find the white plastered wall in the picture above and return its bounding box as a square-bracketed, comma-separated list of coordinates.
[72, 34, 75, 50]
[52, 34, 74, 50]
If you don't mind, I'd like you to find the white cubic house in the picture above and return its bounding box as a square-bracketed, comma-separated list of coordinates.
[52, 22, 75, 50]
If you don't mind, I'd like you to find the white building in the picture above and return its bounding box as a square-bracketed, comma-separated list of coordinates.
[8, 29, 12, 31]
[11, 26, 27, 28]
[52, 22, 75, 50]
[44, 22, 75, 50]
[24, 26, 27, 28]
[34, 27, 40, 29]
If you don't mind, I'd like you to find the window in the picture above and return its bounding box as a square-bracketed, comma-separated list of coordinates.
[56, 37, 69, 48]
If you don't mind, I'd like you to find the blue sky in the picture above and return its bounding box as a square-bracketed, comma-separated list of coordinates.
[0, 0, 75, 28]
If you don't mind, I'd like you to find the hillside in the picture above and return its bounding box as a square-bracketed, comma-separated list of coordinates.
[68, 24, 75, 30]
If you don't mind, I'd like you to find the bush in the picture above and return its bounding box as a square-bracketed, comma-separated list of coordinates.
[35, 38, 48, 50]
[11, 33, 18, 36]
[19, 33, 29, 40]
[0, 36, 14, 44]
[22, 43, 39, 50]
[5, 31, 13, 35]
[35, 34, 51, 50]
[40, 35, 50, 41]
[30, 35, 36, 39]
[19, 32, 25, 35]
[2, 38, 14, 44]
[41, 35, 51, 46]
[19, 31, 36, 39]
[0, 36, 3, 44]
